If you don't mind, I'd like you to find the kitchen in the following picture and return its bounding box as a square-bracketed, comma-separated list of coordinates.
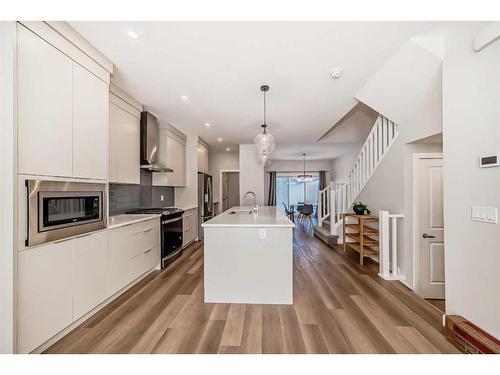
[3, 16, 490, 360]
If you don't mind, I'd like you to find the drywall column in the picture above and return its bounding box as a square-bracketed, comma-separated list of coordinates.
[239, 144, 265, 206]
[442, 22, 500, 338]
[0, 21, 16, 353]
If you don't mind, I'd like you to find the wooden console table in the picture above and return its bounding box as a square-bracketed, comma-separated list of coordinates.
[343, 213, 379, 266]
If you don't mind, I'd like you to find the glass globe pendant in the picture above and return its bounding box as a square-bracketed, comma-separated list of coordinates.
[254, 85, 275, 164]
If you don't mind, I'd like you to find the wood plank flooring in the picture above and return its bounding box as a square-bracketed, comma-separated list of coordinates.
[44, 225, 459, 354]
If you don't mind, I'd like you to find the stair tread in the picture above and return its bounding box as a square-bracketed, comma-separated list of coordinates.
[313, 226, 338, 237]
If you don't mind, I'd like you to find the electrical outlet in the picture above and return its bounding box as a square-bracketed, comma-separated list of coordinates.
[259, 228, 266, 240]
[160, 195, 164, 202]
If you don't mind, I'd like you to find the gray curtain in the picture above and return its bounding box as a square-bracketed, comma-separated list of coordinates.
[319, 171, 327, 190]
[267, 171, 277, 206]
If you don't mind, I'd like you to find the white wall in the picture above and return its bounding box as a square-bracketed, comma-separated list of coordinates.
[330, 146, 362, 183]
[208, 151, 239, 207]
[442, 22, 500, 338]
[0, 21, 16, 353]
[238, 145, 265, 206]
[356, 38, 443, 143]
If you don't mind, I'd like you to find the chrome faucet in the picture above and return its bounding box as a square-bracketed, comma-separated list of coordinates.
[243, 191, 258, 212]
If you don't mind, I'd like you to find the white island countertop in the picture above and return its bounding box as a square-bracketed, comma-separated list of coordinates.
[202, 206, 294, 228]
[108, 214, 161, 229]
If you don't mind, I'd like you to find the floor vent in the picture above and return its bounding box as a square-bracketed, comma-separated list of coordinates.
[445, 315, 500, 354]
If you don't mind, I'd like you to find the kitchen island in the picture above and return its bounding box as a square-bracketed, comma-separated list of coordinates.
[202, 206, 294, 304]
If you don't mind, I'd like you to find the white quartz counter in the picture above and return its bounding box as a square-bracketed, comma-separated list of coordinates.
[202, 206, 294, 228]
[108, 214, 161, 229]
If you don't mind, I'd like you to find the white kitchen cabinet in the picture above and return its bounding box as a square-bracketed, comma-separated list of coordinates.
[17, 24, 109, 180]
[18, 240, 73, 353]
[198, 145, 209, 174]
[109, 101, 140, 184]
[182, 208, 198, 247]
[72, 63, 108, 180]
[108, 218, 160, 295]
[153, 131, 186, 187]
[72, 231, 109, 321]
[17, 24, 73, 177]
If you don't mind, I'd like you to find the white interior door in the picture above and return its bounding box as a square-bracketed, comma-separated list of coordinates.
[417, 157, 445, 299]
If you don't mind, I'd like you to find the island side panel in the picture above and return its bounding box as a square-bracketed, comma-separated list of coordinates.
[203, 226, 293, 304]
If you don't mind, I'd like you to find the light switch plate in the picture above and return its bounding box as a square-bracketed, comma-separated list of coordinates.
[471, 206, 498, 224]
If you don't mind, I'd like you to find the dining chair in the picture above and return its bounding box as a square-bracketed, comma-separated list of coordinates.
[282, 203, 295, 223]
[300, 204, 314, 226]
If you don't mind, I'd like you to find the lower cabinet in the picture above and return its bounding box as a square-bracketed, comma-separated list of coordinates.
[109, 218, 160, 295]
[72, 231, 109, 320]
[17, 218, 160, 353]
[17, 240, 73, 354]
[182, 208, 198, 248]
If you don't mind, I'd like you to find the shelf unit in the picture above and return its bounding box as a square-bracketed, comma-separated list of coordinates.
[343, 213, 379, 266]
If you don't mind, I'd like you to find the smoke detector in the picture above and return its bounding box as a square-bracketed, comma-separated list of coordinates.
[330, 68, 343, 79]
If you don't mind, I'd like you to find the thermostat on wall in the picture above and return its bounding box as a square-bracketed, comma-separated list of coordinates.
[479, 154, 500, 168]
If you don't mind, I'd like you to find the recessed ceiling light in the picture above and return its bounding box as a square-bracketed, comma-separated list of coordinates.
[127, 30, 139, 39]
[330, 68, 343, 79]
[217, 137, 223, 142]
[204, 123, 210, 127]
[181, 95, 188, 100]
[226, 147, 231, 151]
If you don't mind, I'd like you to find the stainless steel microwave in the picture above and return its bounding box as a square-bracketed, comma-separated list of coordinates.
[26, 180, 107, 246]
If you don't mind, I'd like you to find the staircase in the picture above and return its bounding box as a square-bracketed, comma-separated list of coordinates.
[314, 114, 399, 244]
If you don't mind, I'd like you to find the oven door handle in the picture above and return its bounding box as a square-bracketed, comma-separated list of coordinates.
[162, 217, 182, 224]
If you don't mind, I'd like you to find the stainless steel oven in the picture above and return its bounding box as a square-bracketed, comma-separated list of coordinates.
[26, 180, 107, 246]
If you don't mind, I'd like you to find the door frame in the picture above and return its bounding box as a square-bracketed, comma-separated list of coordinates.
[412, 152, 443, 294]
[219, 169, 239, 212]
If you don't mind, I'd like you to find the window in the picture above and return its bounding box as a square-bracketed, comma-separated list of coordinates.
[276, 174, 319, 211]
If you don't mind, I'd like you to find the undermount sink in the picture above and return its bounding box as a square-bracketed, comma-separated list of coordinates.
[228, 209, 253, 215]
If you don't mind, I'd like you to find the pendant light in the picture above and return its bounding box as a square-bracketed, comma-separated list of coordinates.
[297, 153, 313, 182]
[254, 85, 275, 166]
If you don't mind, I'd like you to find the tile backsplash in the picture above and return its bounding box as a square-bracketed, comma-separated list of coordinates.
[109, 170, 175, 215]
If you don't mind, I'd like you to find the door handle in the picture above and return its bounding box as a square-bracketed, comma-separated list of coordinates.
[422, 233, 435, 239]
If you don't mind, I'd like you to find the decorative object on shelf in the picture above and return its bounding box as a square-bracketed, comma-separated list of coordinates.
[352, 201, 370, 215]
[254, 84, 275, 166]
[297, 153, 313, 182]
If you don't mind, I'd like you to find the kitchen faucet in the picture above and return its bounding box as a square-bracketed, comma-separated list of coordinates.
[243, 191, 258, 212]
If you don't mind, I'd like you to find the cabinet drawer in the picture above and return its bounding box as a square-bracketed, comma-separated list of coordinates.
[130, 221, 159, 259]
[130, 243, 159, 279]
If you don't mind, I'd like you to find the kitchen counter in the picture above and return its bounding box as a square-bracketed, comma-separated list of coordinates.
[108, 214, 161, 229]
[203, 206, 293, 305]
[202, 206, 294, 228]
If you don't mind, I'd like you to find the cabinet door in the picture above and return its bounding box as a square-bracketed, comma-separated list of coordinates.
[108, 225, 133, 295]
[198, 146, 209, 174]
[152, 128, 169, 186]
[17, 25, 73, 177]
[73, 63, 109, 180]
[17, 240, 73, 353]
[167, 136, 186, 186]
[72, 231, 109, 320]
[109, 103, 140, 184]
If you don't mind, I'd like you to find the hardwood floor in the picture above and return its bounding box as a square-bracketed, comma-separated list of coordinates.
[44, 225, 459, 354]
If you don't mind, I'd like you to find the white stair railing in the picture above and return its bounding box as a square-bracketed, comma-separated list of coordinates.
[316, 114, 399, 238]
[378, 211, 404, 280]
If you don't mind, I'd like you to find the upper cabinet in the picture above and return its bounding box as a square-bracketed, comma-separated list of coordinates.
[153, 126, 187, 187]
[17, 24, 109, 180]
[109, 87, 142, 184]
[198, 142, 209, 174]
[72, 64, 108, 180]
[17, 25, 74, 177]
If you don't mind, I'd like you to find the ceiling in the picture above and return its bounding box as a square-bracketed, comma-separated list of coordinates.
[71, 21, 436, 156]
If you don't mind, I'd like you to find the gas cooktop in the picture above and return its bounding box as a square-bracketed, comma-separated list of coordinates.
[126, 207, 184, 216]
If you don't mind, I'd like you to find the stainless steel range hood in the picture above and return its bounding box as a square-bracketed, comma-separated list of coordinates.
[140, 111, 173, 173]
